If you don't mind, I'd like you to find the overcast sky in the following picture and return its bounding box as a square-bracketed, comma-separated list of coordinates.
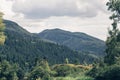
[0, 0, 111, 40]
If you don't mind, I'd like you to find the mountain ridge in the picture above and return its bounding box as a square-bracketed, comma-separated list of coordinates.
[0, 20, 97, 70]
[38, 28, 106, 56]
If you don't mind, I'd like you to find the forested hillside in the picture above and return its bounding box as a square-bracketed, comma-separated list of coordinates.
[38, 29, 106, 56]
[0, 0, 120, 80]
[0, 20, 97, 71]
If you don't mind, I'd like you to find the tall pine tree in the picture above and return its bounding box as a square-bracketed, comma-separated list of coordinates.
[105, 0, 120, 65]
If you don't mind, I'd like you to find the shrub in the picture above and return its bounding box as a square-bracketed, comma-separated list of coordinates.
[95, 65, 120, 80]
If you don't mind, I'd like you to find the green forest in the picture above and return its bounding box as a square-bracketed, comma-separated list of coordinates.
[0, 0, 120, 80]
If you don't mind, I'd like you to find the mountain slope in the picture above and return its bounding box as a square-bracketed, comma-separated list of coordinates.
[0, 20, 97, 70]
[38, 29, 106, 56]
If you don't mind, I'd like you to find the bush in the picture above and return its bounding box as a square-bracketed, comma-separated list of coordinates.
[54, 65, 74, 76]
[95, 65, 120, 80]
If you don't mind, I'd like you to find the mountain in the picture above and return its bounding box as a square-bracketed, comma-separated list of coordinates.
[38, 28, 106, 56]
[0, 20, 97, 70]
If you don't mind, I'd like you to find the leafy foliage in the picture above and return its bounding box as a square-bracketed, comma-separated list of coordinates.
[95, 65, 120, 80]
[0, 12, 5, 45]
[28, 60, 53, 80]
[52, 64, 92, 77]
[0, 60, 24, 80]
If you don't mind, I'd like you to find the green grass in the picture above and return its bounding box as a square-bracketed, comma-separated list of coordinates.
[53, 72, 94, 80]
[54, 76, 94, 80]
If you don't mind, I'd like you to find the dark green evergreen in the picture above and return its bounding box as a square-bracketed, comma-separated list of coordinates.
[88, 1, 120, 80]
[105, 0, 120, 65]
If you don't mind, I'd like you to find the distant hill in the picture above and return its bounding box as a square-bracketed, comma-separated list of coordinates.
[0, 20, 97, 70]
[38, 29, 106, 56]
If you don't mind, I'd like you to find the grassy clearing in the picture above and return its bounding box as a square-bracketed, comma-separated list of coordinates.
[52, 64, 94, 80]
[53, 69, 94, 80]
[54, 76, 94, 80]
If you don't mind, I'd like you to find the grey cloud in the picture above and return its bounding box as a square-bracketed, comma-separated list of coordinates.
[5, 0, 14, 1]
[12, 0, 107, 19]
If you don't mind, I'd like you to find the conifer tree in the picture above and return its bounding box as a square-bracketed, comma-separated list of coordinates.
[105, 0, 120, 65]
[65, 58, 69, 64]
